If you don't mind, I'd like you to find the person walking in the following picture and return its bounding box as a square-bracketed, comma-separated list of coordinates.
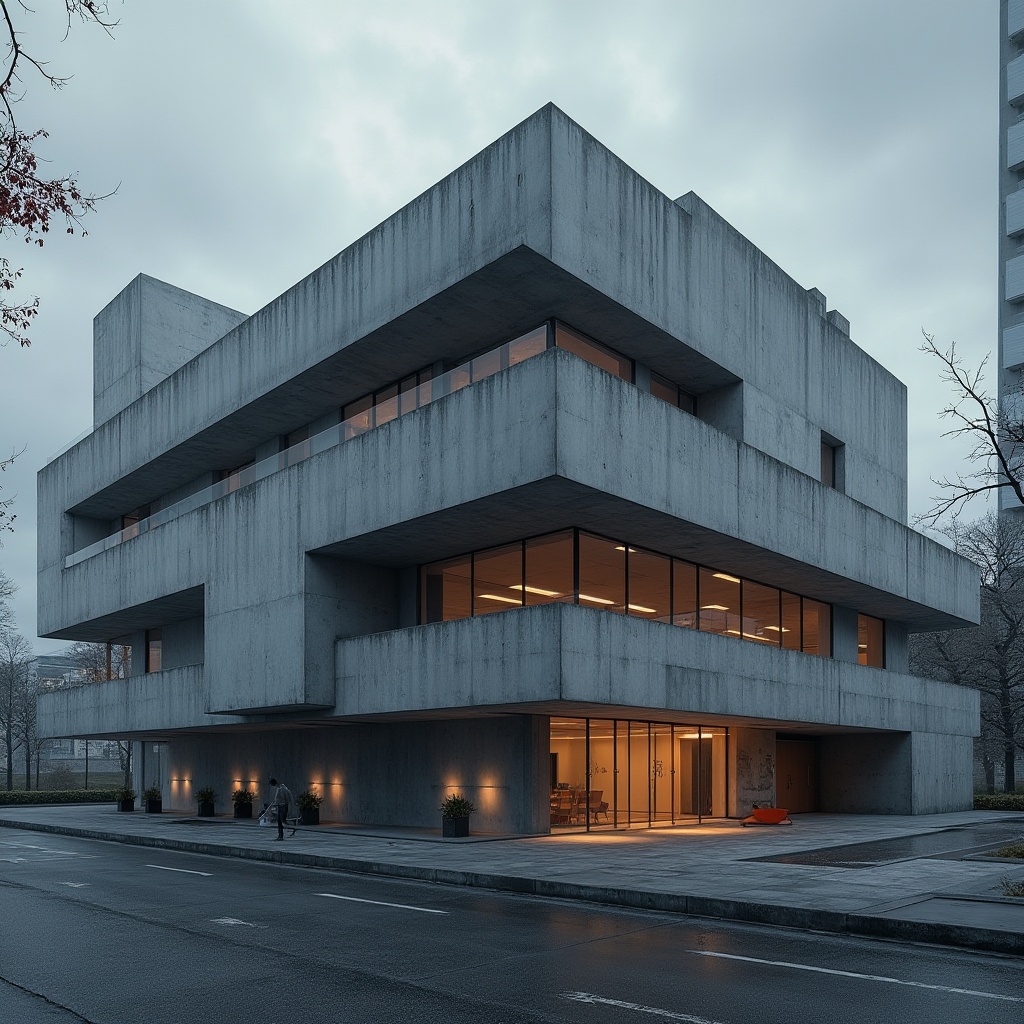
[268, 777, 295, 840]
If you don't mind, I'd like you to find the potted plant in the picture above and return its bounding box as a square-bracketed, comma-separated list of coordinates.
[232, 787, 255, 819]
[440, 793, 474, 838]
[196, 786, 216, 817]
[297, 789, 322, 826]
[116, 786, 136, 813]
[143, 786, 162, 814]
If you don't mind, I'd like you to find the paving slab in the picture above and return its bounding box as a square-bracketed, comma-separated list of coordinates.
[0, 805, 1021, 955]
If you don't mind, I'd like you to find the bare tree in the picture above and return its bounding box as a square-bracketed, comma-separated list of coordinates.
[0, 628, 31, 790]
[917, 332, 1024, 524]
[65, 638, 131, 784]
[910, 512, 1024, 792]
[1, 0, 116, 348]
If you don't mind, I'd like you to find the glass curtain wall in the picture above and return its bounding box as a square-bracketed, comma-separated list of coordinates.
[549, 717, 728, 830]
[421, 528, 834, 660]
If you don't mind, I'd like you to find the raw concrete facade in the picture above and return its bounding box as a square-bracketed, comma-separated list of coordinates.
[37, 106, 979, 832]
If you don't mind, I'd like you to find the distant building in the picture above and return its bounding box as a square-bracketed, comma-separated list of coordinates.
[36, 106, 979, 831]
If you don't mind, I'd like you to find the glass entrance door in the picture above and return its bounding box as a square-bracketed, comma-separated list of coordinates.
[549, 717, 728, 830]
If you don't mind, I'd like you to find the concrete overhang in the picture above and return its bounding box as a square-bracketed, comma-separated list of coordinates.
[335, 604, 978, 737]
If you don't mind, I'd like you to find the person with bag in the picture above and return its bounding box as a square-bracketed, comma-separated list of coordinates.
[268, 776, 295, 840]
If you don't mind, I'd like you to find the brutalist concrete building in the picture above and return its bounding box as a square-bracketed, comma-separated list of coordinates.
[37, 106, 980, 833]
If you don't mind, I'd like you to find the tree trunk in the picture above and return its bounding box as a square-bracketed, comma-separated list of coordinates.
[984, 754, 996, 794]
[4, 722, 11, 791]
[1004, 741, 1017, 794]
[24, 741, 31, 791]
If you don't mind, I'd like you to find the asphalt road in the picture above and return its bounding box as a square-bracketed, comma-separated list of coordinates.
[0, 831, 1021, 1024]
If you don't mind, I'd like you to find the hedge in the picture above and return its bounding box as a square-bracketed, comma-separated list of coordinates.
[974, 793, 1024, 811]
[0, 789, 120, 806]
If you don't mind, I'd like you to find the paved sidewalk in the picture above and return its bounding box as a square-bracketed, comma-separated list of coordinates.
[2, 804, 1022, 955]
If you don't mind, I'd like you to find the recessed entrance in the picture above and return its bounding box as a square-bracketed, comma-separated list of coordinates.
[549, 717, 728, 830]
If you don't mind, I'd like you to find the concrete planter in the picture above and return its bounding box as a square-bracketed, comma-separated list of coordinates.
[117, 798, 135, 813]
[299, 807, 320, 826]
[442, 816, 469, 838]
[145, 799, 162, 814]
[233, 803, 253, 819]
[197, 801, 215, 817]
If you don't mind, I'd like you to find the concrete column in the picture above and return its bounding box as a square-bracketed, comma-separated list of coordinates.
[728, 727, 776, 816]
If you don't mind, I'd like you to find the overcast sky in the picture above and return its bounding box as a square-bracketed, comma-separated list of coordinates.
[0, 1, 996, 649]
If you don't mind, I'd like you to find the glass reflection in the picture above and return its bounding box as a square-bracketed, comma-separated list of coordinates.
[699, 567, 740, 636]
[578, 533, 626, 614]
[523, 531, 573, 605]
[472, 544, 524, 616]
[742, 580, 781, 645]
[628, 548, 671, 622]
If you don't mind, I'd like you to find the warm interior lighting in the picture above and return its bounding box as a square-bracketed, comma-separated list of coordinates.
[613, 546, 638, 552]
[701, 604, 729, 611]
[477, 594, 523, 605]
[763, 626, 790, 633]
[627, 603, 657, 614]
[858, 644, 867, 649]
[510, 584, 562, 597]
[712, 572, 741, 583]
[678, 733, 714, 740]
[579, 593, 616, 606]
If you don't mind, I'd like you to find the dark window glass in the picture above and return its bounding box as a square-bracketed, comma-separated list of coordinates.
[628, 548, 671, 622]
[374, 384, 399, 426]
[555, 324, 633, 382]
[802, 599, 831, 657]
[821, 441, 836, 488]
[678, 391, 695, 414]
[448, 361, 472, 395]
[698, 568, 740, 636]
[578, 532, 626, 614]
[145, 628, 162, 673]
[524, 531, 574, 605]
[398, 374, 419, 416]
[781, 591, 802, 650]
[742, 580, 781, 646]
[420, 556, 472, 623]
[342, 394, 373, 437]
[473, 544, 524, 615]
[507, 326, 548, 366]
[672, 560, 698, 629]
[650, 372, 678, 407]
[471, 348, 503, 382]
[858, 613, 885, 667]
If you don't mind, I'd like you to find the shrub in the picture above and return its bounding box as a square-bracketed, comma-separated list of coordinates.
[999, 877, 1024, 897]
[196, 787, 216, 804]
[44, 766, 77, 790]
[439, 794, 474, 818]
[296, 789, 322, 810]
[992, 842, 1024, 859]
[232, 788, 255, 806]
[143, 787, 161, 802]
[0, 789, 119, 805]
[974, 793, 1024, 811]
[116, 787, 135, 801]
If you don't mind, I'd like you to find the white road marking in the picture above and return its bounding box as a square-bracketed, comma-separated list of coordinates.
[59, 882, 89, 888]
[688, 951, 1024, 1003]
[561, 992, 725, 1023]
[315, 892, 448, 915]
[145, 864, 212, 877]
[211, 917, 257, 927]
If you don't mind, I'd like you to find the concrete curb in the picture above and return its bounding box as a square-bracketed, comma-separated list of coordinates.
[3, 817, 1021, 957]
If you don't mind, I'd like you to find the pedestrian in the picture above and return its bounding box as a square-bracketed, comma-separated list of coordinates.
[268, 777, 295, 840]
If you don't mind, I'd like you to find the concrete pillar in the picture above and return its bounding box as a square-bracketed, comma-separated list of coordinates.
[728, 727, 776, 816]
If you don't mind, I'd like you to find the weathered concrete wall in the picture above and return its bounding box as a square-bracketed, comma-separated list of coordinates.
[93, 274, 246, 428]
[729, 728, 776, 816]
[335, 604, 979, 739]
[818, 733, 913, 813]
[163, 715, 550, 834]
